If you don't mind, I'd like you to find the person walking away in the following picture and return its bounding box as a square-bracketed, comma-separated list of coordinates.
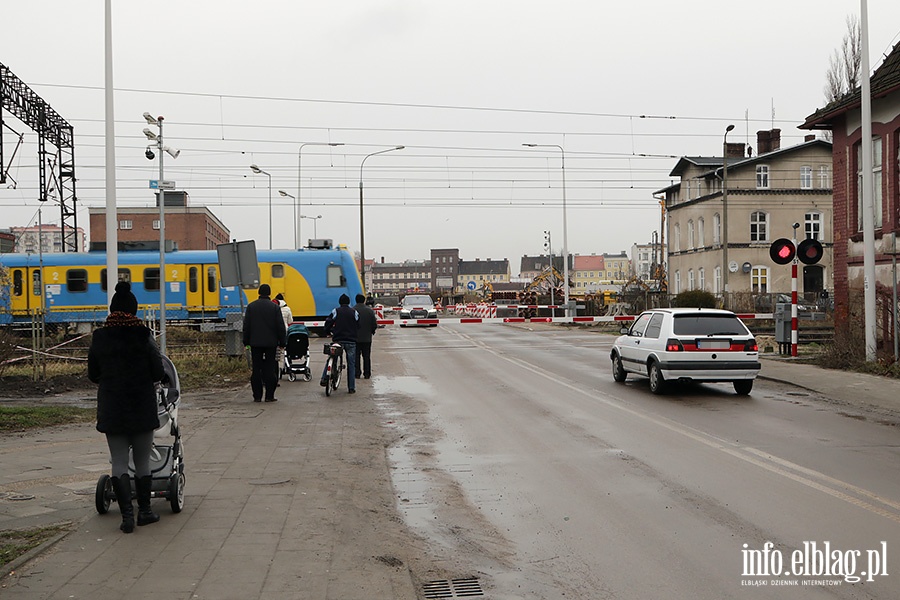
[323, 293, 359, 393]
[274, 293, 293, 369]
[353, 293, 377, 379]
[243, 283, 286, 402]
[88, 281, 166, 533]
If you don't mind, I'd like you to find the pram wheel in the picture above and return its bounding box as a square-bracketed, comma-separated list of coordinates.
[302, 370, 312, 382]
[288, 372, 296, 382]
[95, 474, 112, 514]
[168, 471, 185, 513]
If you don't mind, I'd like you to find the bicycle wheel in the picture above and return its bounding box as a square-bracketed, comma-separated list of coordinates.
[332, 353, 343, 391]
[324, 356, 333, 397]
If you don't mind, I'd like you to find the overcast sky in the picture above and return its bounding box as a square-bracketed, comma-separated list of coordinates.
[2, 1, 900, 269]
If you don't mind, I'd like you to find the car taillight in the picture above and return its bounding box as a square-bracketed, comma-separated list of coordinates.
[744, 339, 758, 352]
[665, 338, 684, 352]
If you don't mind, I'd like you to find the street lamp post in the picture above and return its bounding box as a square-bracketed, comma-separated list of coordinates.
[298, 143, 343, 249]
[278, 190, 296, 246]
[524, 143, 569, 316]
[142, 112, 180, 355]
[301, 214, 322, 238]
[359, 146, 404, 290]
[249, 164, 272, 249]
[722, 124, 735, 305]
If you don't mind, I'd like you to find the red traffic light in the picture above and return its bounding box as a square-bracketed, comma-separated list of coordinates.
[797, 238, 824, 265]
[769, 238, 796, 265]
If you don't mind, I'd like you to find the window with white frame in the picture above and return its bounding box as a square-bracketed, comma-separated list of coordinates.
[688, 269, 695, 290]
[801, 166, 812, 189]
[756, 165, 770, 189]
[152, 220, 160, 230]
[687, 220, 694, 249]
[119, 220, 133, 230]
[805, 211, 822, 241]
[698, 267, 705, 291]
[673, 223, 681, 252]
[818, 165, 831, 189]
[750, 266, 768, 293]
[750, 211, 769, 242]
[713, 213, 721, 245]
[697, 217, 705, 247]
[674, 270, 681, 294]
[856, 138, 884, 230]
[714, 266, 722, 294]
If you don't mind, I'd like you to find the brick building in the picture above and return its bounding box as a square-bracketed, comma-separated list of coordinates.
[89, 204, 230, 251]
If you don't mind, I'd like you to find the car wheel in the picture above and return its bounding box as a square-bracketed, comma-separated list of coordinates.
[734, 380, 753, 395]
[612, 354, 627, 383]
[648, 362, 666, 394]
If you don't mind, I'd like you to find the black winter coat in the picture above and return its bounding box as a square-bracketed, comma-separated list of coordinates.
[242, 296, 287, 348]
[88, 324, 165, 434]
[323, 305, 359, 343]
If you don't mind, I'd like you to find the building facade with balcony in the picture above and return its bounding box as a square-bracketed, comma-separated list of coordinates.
[10, 224, 86, 253]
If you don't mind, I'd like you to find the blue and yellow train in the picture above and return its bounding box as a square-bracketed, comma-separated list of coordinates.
[0, 246, 363, 328]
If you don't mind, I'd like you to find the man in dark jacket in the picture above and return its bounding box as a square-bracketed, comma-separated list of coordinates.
[88, 281, 166, 533]
[353, 293, 378, 379]
[323, 293, 359, 393]
[242, 283, 286, 402]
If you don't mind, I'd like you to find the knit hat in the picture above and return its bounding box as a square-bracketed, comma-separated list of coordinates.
[355, 294, 366, 304]
[339, 293, 350, 305]
[259, 284, 271, 297]
[109, 281, 138, 315]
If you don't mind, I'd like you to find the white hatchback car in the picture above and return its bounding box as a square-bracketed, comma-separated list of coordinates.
[610, 307, 760, 395]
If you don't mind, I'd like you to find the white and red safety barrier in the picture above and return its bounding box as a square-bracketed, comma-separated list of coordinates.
[297, 313, 776, 328]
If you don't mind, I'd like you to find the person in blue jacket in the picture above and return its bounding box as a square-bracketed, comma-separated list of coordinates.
[322, 293, 359, 393]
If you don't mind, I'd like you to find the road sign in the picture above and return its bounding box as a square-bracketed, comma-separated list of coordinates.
[149, 180, 176, 190]
[466, 281, 476, 291]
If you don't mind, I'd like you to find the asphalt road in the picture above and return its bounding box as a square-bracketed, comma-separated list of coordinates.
[376, 323, 900, 599]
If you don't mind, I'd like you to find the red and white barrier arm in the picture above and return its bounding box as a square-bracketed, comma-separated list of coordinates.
[298, 313, 775, 328]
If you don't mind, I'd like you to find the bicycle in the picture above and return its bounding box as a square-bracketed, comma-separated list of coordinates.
[322, 342, 344, 397]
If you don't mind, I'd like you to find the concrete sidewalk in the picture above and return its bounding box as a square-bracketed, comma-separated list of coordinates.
[0, 380, 421, 600]
[758, 355, 900, 417]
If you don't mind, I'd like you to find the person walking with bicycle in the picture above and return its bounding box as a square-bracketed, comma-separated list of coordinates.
[322, 293, 359, 394]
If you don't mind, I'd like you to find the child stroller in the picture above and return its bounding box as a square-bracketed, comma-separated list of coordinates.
[282, 323, 312, 382]
[95, 355, 185, 515]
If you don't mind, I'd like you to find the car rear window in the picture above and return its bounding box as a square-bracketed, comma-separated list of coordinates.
[672, 314, 748, 336]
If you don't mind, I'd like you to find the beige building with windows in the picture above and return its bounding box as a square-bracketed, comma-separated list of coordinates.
[572, 254, 604, 293]
[659, 130, 833, 299]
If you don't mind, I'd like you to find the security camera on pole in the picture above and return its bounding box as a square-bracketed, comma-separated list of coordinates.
[769, 224, 824, 357]
[143, 112, 180, 355]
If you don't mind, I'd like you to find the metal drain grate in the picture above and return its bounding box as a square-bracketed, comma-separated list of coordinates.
[423, 577, 484, 598]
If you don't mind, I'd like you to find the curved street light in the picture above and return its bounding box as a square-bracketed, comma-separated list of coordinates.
[249, 164, 272, 249]
[722, 124, 735, 302]
[359, 146, 404, 290]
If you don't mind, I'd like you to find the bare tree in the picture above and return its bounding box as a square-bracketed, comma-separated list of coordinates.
[824, 14, 862, 104]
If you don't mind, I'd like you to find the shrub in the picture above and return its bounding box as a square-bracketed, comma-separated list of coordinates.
[672, 290, 717, 308]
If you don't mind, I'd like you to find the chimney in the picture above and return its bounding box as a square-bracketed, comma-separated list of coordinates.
[725, 142, 745, 158]
[380, 256, 384, 263]
[757, 128, 782, 154]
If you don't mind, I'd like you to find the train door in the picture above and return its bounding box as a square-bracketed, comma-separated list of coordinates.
[8, 267, 40, 316]
[186, 263, 221, 316]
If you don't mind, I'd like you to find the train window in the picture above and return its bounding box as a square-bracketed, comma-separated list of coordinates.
[144, 268, 161, 291]
[32, 271, 41, 295]
[67, 269, 88, 293]
[326, 265, 345, 288]
[13, 270, 23, 296]
[189, 267, 198, 293]
[100, 268, 131, 291]
[207, 267, 217, 293]
[271, 264, 285, 278]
